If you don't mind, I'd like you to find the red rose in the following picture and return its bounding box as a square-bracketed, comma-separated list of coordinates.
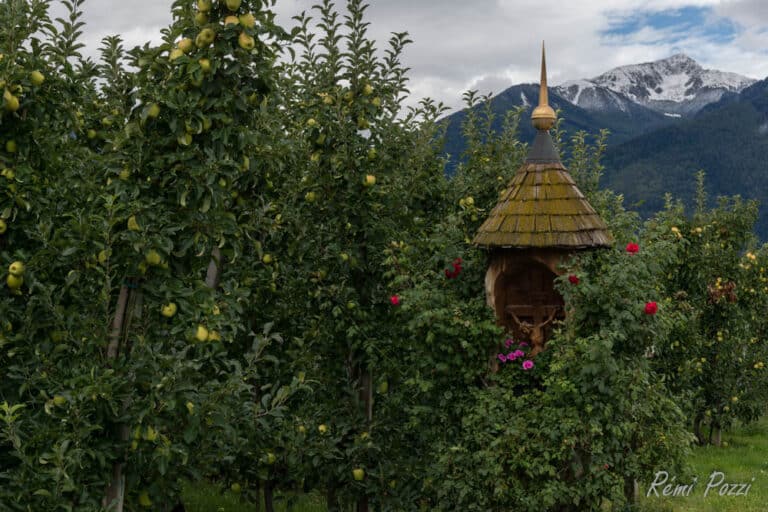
[390, 295, 400, 306]
[568, 274, 579, 285]
[625, 242, 639, 254]
[644, 301, 658, 315]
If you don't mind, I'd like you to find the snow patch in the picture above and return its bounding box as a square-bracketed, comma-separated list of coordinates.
[664, 112, 682, 118]
[520, 91, 529, 106]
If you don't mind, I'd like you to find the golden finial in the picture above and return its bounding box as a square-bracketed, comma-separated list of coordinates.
[531, 41, 556, 131]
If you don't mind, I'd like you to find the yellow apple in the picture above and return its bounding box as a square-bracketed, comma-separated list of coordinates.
[161, 302, 178, 318]
[262, 254, 273, 264]
[353, 468, 365, 481]
[199, 58, 212, 73]
[147, 103, 160, 118]
[6, 274, 23, 290]
[138, 491, 152, 508]
[8, 261, 24, 276]
[127, 215, 141, 231]
[186, 401, 195, 414]
[53, 395, 67, 406]
[207, 330, 222, 342]
[238, 32, 255, 50]
[318, 424, 328, 434]
[169, 48, 184, 61]
[363, 175, 376, 187]
[239, 13, 256, 28]
[195, 324, 209, 343]
[226, 0, 242, 10]
[224, 15, 239, 26]
[178, 38, 194, 53]
[3, 90, 19, 112]
[306, 118, 317, 127]
[266, 452, 276, 464]
[371, 96, 381, 107]
[304, 191, 316, 203]
[30, 70, 45, 86]
[362, 83, 373, 96]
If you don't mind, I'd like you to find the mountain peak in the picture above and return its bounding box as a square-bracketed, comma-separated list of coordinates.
[567, 53, 756, 114]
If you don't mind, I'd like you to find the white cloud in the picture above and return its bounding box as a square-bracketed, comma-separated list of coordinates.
[39, 0, 768, 110]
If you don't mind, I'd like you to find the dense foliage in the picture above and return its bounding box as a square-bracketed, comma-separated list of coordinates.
[1, 1, 767, 511]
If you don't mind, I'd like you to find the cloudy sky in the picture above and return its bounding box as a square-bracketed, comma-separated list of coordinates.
[49, 0, 768, 111]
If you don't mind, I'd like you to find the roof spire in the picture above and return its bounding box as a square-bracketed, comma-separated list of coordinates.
[531, 41, 557, 131]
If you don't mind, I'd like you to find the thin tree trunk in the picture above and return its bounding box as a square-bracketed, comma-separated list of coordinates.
[264, 480, 275, 512]
[357, 369, 372, 512]
[104, 284, 130, 511]
[693, 413, 704, 445]
[712, 425, 722, 447]
[326, 487, 339, 512]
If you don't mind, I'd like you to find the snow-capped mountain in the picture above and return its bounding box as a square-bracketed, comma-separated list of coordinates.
[555, 54, 755, 116]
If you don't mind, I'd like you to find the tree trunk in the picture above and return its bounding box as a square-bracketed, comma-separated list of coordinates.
[326, 486, 339, 512]
[264, 480, 275, 512]
[103, 284, 130, 511]
[693, 413, 704, 445]
[712, 424, 722, 447]
[624, 478, 638, 505]
[356, 369, 372, 512]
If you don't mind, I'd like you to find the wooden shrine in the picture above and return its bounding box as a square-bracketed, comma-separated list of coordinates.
[473, 44, 613, 355]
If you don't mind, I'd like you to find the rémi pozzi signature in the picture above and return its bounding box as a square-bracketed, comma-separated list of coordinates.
[646, 471, 755, 498]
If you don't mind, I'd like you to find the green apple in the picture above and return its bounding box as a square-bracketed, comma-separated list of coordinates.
[224, 15, 239, 26]
[238, 32, 255, 50]
[194, 12, 208, 25]
[145, 249, 162, 266]
[8, 261, 24, 276]
[177, 38, 194, 53]
[53, 395, 67, 406]
[161, 302, 178, 318]
[353, 468, 365, 481]
[226, 0, 242, 10]
[239, 13, 256, 28]
[5, 140, 17, 153]
[304, 191, 316, 203]
[262, 254, 273, 264]
[230, 482, 241, 493]
[266, 452, 276, 464]
[196, 28, 216, 48]
[362, 83, 373, 96]
[87, 129, 97, 139]
[197, 0, 212, 12]
[30, 70, 45, 86]
[195, 324, 209, 343]
[306, 118, 317, 127]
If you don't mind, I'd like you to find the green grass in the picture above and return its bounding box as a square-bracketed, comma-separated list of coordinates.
[182, 481, 327, 512]
[184, 418, 768, 512]
[638, 416, 768, 512]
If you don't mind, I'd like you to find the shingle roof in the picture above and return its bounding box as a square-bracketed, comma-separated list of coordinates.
[472, 138, 613, 249]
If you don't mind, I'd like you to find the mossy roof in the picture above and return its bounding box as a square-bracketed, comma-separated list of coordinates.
[473, 154, 613, 249]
